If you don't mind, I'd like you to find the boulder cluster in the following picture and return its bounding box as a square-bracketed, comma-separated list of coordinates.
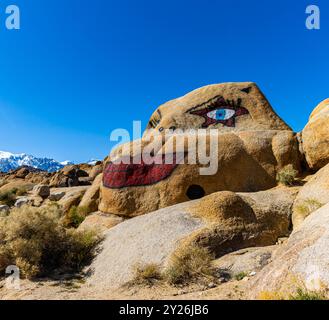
[1, 82, 329, 297]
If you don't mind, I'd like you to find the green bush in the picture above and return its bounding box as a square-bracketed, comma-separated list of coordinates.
[63, 206, 89, 228]
[0, 205, 103, 279]
[235, 272, 248, 281]
[276, 165, 298, 186]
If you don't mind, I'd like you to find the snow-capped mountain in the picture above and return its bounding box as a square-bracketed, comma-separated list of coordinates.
[0, 151, 69, 173]
[87, 159, 101, 166]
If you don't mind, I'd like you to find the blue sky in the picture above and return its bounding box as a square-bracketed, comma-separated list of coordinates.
[0, 0, 328, 162]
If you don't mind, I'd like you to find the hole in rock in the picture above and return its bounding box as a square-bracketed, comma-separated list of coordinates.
[186, 185, 206, 200]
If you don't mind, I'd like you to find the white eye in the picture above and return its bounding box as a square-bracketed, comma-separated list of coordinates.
[207, 109, 235, 121]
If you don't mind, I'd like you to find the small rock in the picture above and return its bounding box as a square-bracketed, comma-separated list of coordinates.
[15, 197, 30, 208]
[208, 282, 216, 289]
[218, 277, 228, 284]
[276, 237, 288, 245]
[0, 205, 10, 215]
[48, 192, 65, 202]
[32, 185, 50, 199]
[249, 271, 257, 277]
[177, 290, 187, 295]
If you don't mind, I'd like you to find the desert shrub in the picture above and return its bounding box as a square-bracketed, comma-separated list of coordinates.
[289, 288, 326, 300]
[295, 199, 323, 220]
[0, 190, 17, 207]
[235, 272, 248, 281]
[129, 263, 162, 286]
[164, 244, 215, 285]
[276, 165, 298, 186]
[63, 206, 89, 228]
[0, 205, 103, 279]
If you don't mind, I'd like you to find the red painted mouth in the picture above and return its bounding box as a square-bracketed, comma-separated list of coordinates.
[103, 153, 185, 189]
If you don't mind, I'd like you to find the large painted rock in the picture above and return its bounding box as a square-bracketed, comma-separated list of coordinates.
[100, 83, 298, 216]
[302, 99, 329, 171]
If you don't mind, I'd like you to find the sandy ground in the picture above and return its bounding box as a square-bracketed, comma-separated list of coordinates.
[0, 276, 249, 300]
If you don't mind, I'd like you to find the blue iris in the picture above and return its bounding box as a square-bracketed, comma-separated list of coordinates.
[215, 109, 226, 120]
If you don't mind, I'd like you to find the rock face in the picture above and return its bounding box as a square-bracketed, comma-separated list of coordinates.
[302, 99, 329, 171]
[49, 165, 90, 188]
[79, 174, 102, 214]
[292, 163, 329, 228]
[78, 211, 124, 233]
[0, 181, 35, 194]
[88, 187, 296, 289]
[250, 202, 329, 297]
[100, 130, 301, 216]
[87, 202, 205, 289]
[213, 246, 277, 279]
[56, 186, 89, 213]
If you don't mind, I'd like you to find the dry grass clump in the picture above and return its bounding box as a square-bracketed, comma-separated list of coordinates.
[259, 288, 327, 300]
[129, 263, 162, 286]
[276, 165, 298, 186]
[295, 199, 323, 220]
[0, 205, 102, 279]
[289, 288, 327, 300]
[164, 244, 215, 285]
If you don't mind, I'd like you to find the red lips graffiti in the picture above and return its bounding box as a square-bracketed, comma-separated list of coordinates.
[103, 153, 186, 188]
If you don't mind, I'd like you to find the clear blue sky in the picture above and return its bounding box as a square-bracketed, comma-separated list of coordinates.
[0, 0, 328, 162]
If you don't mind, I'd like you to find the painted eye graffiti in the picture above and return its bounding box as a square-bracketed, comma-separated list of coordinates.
[187, 96, 249, 128]
[207, 109, 236, 121]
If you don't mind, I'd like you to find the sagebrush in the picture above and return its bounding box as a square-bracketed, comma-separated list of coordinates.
[0, 205, 103, 279]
